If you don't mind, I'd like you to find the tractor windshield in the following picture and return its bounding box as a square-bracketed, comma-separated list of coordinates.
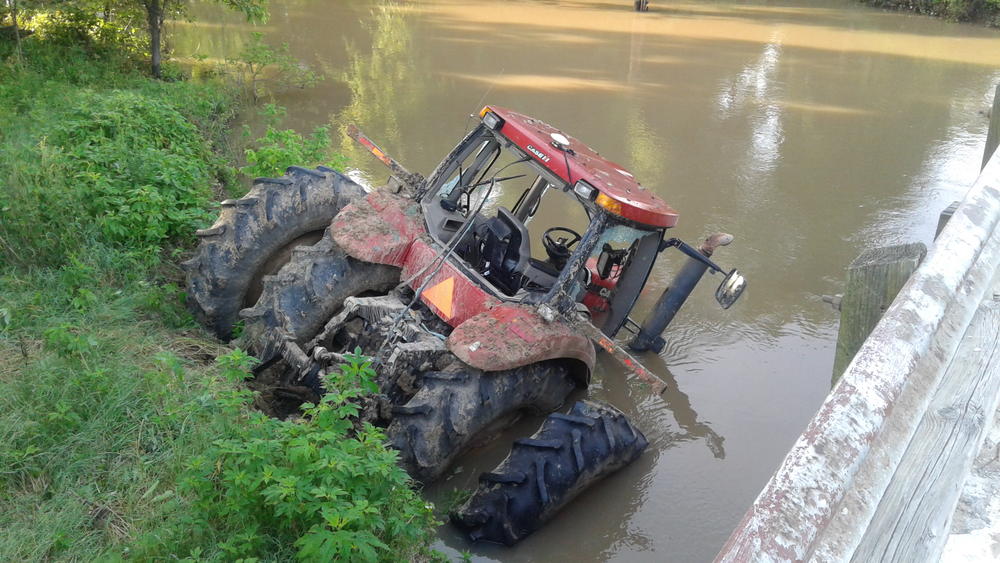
[421, 125, 665, 332]
[422, 126, 593, 297]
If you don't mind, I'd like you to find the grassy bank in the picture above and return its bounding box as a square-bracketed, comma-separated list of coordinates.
[0, 27, 436, 562]
[862, 0, 1000, 26]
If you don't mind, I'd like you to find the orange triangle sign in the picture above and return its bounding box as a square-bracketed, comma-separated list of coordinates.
[422, 277, 455, 319]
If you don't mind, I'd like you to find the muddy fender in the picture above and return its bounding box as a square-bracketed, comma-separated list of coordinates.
[448, 305, 595, 381]
[330, 190, 425, 267]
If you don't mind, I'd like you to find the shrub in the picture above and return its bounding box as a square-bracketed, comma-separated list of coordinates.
[242, 104, 348, 178]
[50, 90, 215, 248]
[179, 351, 437, 561]
[227, 31, 320, 102]
[861, 0, 1000, 23]
[0, 53, 236, 269]
[26, 8, 147, 57]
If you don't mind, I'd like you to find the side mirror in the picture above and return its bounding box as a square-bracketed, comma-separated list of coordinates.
[595, 243, 628, 280]
[715, 269, 746, 309]
[596, 243, 615, 279]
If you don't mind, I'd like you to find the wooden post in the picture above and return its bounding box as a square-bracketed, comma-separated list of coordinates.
[985, 83, 1000, 171]
[832, 243, 926, 383]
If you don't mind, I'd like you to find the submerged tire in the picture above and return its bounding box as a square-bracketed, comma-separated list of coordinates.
[240, 227, 399, 359]
[387, 361, 576, 483]
[451, 400, 648, 545]
[183, 166, 366, 340]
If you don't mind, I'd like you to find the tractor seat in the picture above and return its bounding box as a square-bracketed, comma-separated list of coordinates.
[475, 207, 531, 295]
[522, 258, 559, 291]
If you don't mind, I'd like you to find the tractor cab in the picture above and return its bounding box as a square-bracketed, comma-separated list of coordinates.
[421, 106, 681, 336]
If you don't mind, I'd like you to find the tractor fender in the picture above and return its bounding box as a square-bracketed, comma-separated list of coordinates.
[448, 305, 596, 385]
[331, 190, 425, 267]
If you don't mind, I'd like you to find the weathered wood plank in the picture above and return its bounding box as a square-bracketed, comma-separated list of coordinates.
[832, 243, 926, 383]
[850, 285, 1000, 562]
[943, 384, 1000, 559]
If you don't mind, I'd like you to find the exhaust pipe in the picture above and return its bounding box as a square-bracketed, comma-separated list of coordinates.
[628, 233, 733, 353]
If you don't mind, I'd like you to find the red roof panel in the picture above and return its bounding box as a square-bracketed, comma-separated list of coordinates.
[486, 106, 679, 228]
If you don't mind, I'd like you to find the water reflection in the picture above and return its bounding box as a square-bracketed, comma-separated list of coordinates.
[624, 107, 669, 183]
[444, 71, 631, 92]
[335, 1, 425, 169]
[172, 0, 1000, 559]
[645, 355, 727, 459]
[716, 37, 784, 203]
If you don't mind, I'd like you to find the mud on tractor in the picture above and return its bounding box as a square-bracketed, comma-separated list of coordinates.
[184, 106, 746, 545]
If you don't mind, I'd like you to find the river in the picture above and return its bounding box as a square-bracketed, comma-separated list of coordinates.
[175, 1, 1000, 560]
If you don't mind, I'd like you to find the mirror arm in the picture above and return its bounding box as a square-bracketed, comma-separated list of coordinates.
[659, 238, 726, 274]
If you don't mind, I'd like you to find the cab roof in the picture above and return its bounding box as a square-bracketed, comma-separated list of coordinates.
[483, 106, 679, 229]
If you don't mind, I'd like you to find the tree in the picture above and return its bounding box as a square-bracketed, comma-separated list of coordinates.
[3, 0, 32, 64]
[230, 32, 318, 101]
[3, 0, 267, 78]
[141, 0, 266, 78]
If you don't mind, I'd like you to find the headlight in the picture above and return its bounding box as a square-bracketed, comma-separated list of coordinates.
[482, 111, 504, 130]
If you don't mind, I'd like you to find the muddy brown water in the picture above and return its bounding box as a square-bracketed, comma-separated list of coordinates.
[175, 1, 1000, 560]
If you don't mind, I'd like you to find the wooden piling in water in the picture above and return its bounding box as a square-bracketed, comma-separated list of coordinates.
[831, 243, 926, 383]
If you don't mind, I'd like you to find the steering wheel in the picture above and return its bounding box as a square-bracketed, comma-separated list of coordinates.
[542, 227, 582, 267]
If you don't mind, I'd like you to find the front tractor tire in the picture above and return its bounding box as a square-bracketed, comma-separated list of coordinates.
[183, 166, 366, 340]
[452, 401, 648, 545]
[388, 361, 577, 483]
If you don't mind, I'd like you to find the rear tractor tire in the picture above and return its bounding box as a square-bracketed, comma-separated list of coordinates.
[387, 361, 577, 483]
[240, 228, 400, 360]
[183, 166, 367, 340]
[452, 400, 648, 545]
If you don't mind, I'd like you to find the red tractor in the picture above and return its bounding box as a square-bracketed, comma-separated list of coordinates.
[184, 106, 745, 545]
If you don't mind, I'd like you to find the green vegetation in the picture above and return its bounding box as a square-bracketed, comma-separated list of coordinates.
[0, 0, 266, 77]
[0, 15, 436, 562]
[231, 32, 320, 102]
[242, 105, 346, 178]
[862, 0, 1000, 25]
[180, 352, 434, 561]
[0, 20, 234, 268]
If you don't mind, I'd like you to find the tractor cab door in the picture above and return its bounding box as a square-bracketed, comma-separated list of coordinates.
[582, 222, 663, 336]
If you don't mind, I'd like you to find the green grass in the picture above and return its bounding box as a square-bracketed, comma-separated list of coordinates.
[0, 28, 436, 562]
[0, 265, 235, 560]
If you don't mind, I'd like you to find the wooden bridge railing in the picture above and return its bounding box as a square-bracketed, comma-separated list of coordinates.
[716, 85, 1000, 562]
